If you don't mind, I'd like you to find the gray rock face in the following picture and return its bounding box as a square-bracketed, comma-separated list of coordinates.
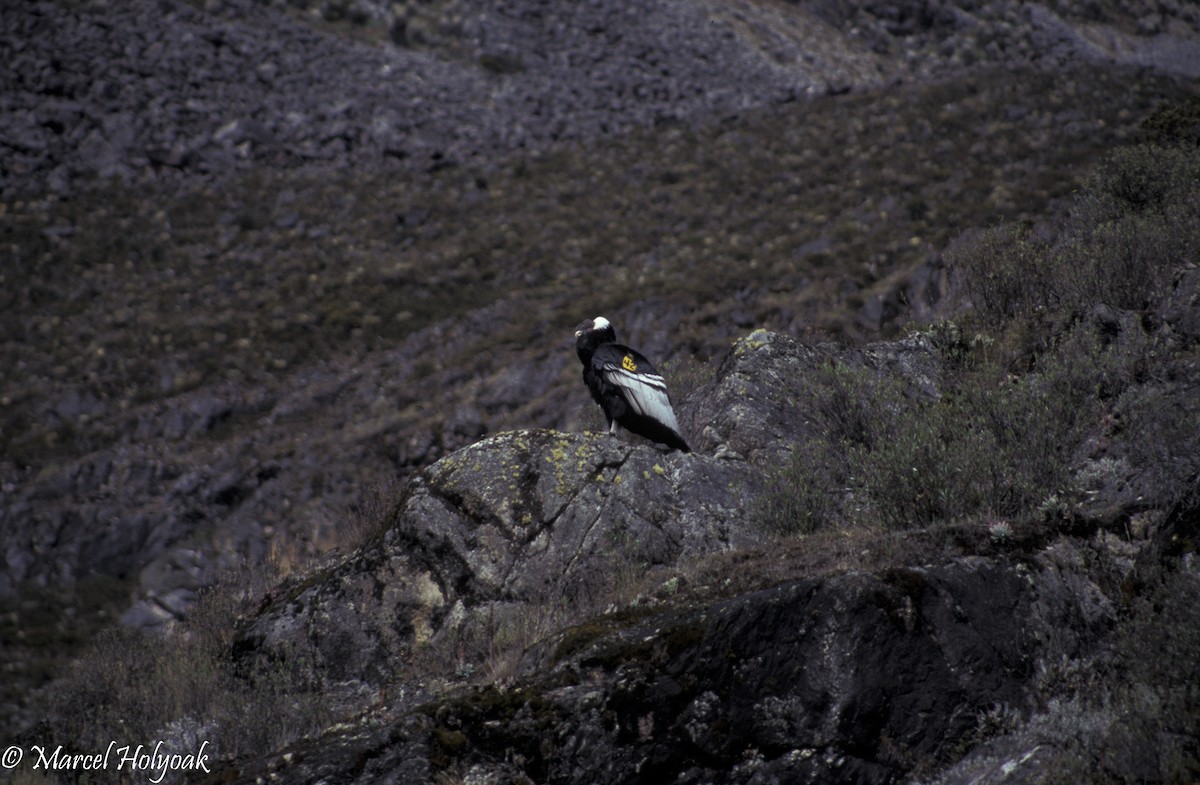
[408, 430, 760, 597]
[507, 550, 1113, 785]
[230, 536, 1130, 785]
[691, 328, 941, 462]
[221, 329, 1173, 784]
[235, 428, 766, 706]
[4, 0, 1198, 198]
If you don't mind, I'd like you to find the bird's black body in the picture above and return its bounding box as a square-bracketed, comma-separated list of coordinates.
[574, 317, 691, 452]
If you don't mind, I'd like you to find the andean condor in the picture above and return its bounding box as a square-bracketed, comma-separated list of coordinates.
[573, 316, 691, 453]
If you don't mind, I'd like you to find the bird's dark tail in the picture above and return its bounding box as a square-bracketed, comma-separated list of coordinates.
[666, 431, 691, 453]
[631, 416, 690, 453]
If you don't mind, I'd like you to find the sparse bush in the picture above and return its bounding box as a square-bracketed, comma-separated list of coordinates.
[1140, 95, 1200, 147]
[952, 142, 1200, 363]
[758, 349, 1092, 534]
[46, 565, 332, 773]
[1076, 143, 1200, 221]
[756, 440, 844, 537]
[950, 224, 1063, 335]
[867, 362, 1089, 527]
[1060, 213, 1177, 312]
[754, 362, 892, 536]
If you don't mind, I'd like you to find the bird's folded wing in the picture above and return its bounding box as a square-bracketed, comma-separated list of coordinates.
[600, 360, 683, 434]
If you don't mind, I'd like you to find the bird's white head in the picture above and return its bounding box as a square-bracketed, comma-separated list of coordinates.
[575, 316, 611, 338]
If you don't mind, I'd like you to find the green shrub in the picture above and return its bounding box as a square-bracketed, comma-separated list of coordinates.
[757, 439, 845, 537]
[951, 225, 1064, 334]
[870, 361, 1090, 527]
[755, 362, 903, 536]
[758, 350, 1093, 533]
[46, 569, 331, 769]
[1140, 95, 1200, 147]
[1077, 143, 1200, 220]
[952, 143, 1200, 355]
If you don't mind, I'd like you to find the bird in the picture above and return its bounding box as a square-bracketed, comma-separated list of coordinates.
[573, 316, 691, 452]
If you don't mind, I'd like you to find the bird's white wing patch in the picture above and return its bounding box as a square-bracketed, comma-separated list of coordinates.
[603, 363, 682, 433]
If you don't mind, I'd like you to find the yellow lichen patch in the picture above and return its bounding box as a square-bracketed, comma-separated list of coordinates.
[732, 328, 770, 357]
[409, 571, 445, 645]
[653, 464, 666, 476]
[543, 435, 583, 497]
[575, 442, 598, 472]
[434, 451, 463, 474]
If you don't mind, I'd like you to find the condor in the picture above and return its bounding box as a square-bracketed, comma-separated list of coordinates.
[573, 316, 691, 453]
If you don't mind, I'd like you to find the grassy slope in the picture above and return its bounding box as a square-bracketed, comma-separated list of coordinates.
[1, 65, 1186, 469]
[1, 54, 1196, 760]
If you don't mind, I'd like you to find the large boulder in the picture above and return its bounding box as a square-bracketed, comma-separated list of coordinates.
[232, 328, 949, 713]
[221, 328, 1180, 785]
[690, 328, 941, 461]
[234, 428, 767, 707]
[224, 536, 1126, 785]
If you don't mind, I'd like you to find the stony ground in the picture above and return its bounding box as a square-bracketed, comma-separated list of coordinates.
[2, 0, 1199, 747]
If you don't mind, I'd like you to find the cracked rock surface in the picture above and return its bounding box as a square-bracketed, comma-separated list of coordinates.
[228, 525, 1147, 785]
[235, 428, 765, 712]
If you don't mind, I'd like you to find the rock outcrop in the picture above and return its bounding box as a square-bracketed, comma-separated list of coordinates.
[690, 328, 942, 462]
[217, 329, 1194, 784]
[5, 0, 1200, 775]
[224, 505, 1149, 785]
[235, 428, 765, 709]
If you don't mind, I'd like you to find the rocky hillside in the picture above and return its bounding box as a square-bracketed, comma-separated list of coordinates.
[5, 0, 1199, 201]
[2, 0, 1200, 780]
[1, 0, 911, 199]
[28, 321, 1200, 783]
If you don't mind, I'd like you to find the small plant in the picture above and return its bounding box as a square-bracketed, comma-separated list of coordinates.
[986, 518, 1014, 543]
[971, 701, 1023, 744]
[45, 561, 332, 770]
[1038, 493, 1070, 522]
[755, 441, 843, 537]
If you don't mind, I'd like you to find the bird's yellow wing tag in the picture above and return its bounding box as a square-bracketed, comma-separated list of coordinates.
[622, 355, 638, 372]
